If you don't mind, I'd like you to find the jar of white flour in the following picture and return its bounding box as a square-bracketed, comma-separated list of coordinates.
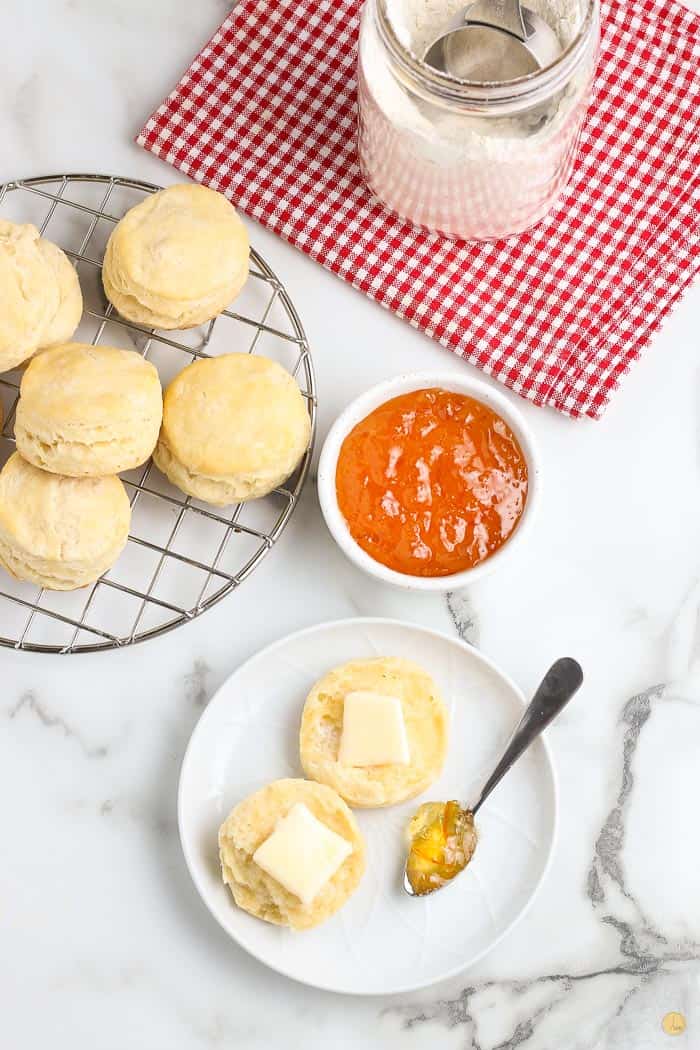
[357, 0, 599, 240]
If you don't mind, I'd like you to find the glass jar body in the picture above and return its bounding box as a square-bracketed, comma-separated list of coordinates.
[357, 0, 599, 241]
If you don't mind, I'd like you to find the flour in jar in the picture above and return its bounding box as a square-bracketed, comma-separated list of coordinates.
[357, 0, 596, 239]
[386, 0, 585, 58]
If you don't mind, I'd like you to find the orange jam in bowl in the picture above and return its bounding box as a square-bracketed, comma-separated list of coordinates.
[335, 388, 528, 578]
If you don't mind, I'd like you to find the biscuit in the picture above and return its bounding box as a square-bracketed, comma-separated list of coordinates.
[102, 184, 249, 329]
[300, 657, 449, 808]
[219, 778, 365, 930]
[0, 221, 82, 372]
[15, 343, 163, 477]
[0, 452, 131, 590]
[37, 239, 83, 348]
[153, 354, 310, 505]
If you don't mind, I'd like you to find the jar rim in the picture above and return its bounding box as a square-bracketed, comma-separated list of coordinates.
[372, 0, 598, 105]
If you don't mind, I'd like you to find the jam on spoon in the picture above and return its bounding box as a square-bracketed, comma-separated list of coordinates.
[405, 800, 477, 896]
[404, 657, 584, 897]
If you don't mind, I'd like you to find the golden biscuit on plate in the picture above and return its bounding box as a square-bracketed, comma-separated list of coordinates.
[300, 657, 449, 808]
[102, 184, 249, 329]
[153, 353, 310, 505]
[219, 779, 365, 930]
[0, 452, 131, 590]
[15, 343, 163, 477]
[0, 221, 82, 372]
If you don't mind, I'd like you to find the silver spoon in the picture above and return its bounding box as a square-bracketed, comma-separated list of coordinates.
[423, 0, 562, 82]
[403, 656, 583, 897]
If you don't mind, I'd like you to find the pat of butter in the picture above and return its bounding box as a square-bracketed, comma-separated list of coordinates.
[252, 802, 352, 907]
[338, 691, 410, 766]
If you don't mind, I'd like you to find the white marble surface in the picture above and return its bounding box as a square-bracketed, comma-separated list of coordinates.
[2, 2, 700, 1047]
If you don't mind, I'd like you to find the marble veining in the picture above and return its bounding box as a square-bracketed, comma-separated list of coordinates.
[447, 590, 481, 648]
[1, 0, 699, 1046]
[393, 683, 700, 1049]
[184, 659, 212, 708]
[8, 689, 109, 759]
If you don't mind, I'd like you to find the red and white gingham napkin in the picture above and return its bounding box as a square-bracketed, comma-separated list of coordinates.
[138, 0, 700, 418]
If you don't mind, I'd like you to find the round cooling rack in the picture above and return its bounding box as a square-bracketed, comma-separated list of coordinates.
[0, 174, 317, 654]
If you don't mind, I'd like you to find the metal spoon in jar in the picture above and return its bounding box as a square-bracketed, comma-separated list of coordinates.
[423, 0, 561, 82]
[403, 656, 583, 897]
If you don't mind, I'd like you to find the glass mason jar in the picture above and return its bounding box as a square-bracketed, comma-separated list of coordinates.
[357, 0, 599, 241]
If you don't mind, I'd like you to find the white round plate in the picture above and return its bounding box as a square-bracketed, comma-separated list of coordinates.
[178, 618, 557, 995]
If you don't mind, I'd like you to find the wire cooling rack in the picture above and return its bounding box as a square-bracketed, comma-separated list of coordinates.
[0, 174, 316, 654]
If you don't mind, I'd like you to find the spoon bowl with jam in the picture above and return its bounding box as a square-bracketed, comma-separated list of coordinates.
[404, 657, 583, 897]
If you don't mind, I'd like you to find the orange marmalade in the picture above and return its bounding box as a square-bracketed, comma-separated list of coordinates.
[335, 388, 528, 577]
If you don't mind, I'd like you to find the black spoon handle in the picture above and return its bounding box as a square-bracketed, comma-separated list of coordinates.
[471, 657, 583, 816]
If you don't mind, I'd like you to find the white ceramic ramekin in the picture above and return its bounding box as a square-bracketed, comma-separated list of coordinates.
[317, 372, 541, 591]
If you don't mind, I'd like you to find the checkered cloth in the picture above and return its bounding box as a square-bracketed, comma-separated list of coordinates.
[138, 0, 700, 418]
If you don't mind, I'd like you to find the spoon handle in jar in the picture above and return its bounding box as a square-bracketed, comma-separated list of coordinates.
[465, 0, 528, 40]
[471, 657, 583, 816]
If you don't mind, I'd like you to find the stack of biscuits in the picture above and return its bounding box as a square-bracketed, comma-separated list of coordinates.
[0, 184, 310, 591]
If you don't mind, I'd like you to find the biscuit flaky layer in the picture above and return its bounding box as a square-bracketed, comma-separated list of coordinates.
[16, 343, 163, 477]
[300, 657, 449, 808]
[0, 453, 131, 590]
[102, 184, 250, 330]
[219, 778, 365, 930]
[153, 353, 311, 505]
[0, 221, 82, 371]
